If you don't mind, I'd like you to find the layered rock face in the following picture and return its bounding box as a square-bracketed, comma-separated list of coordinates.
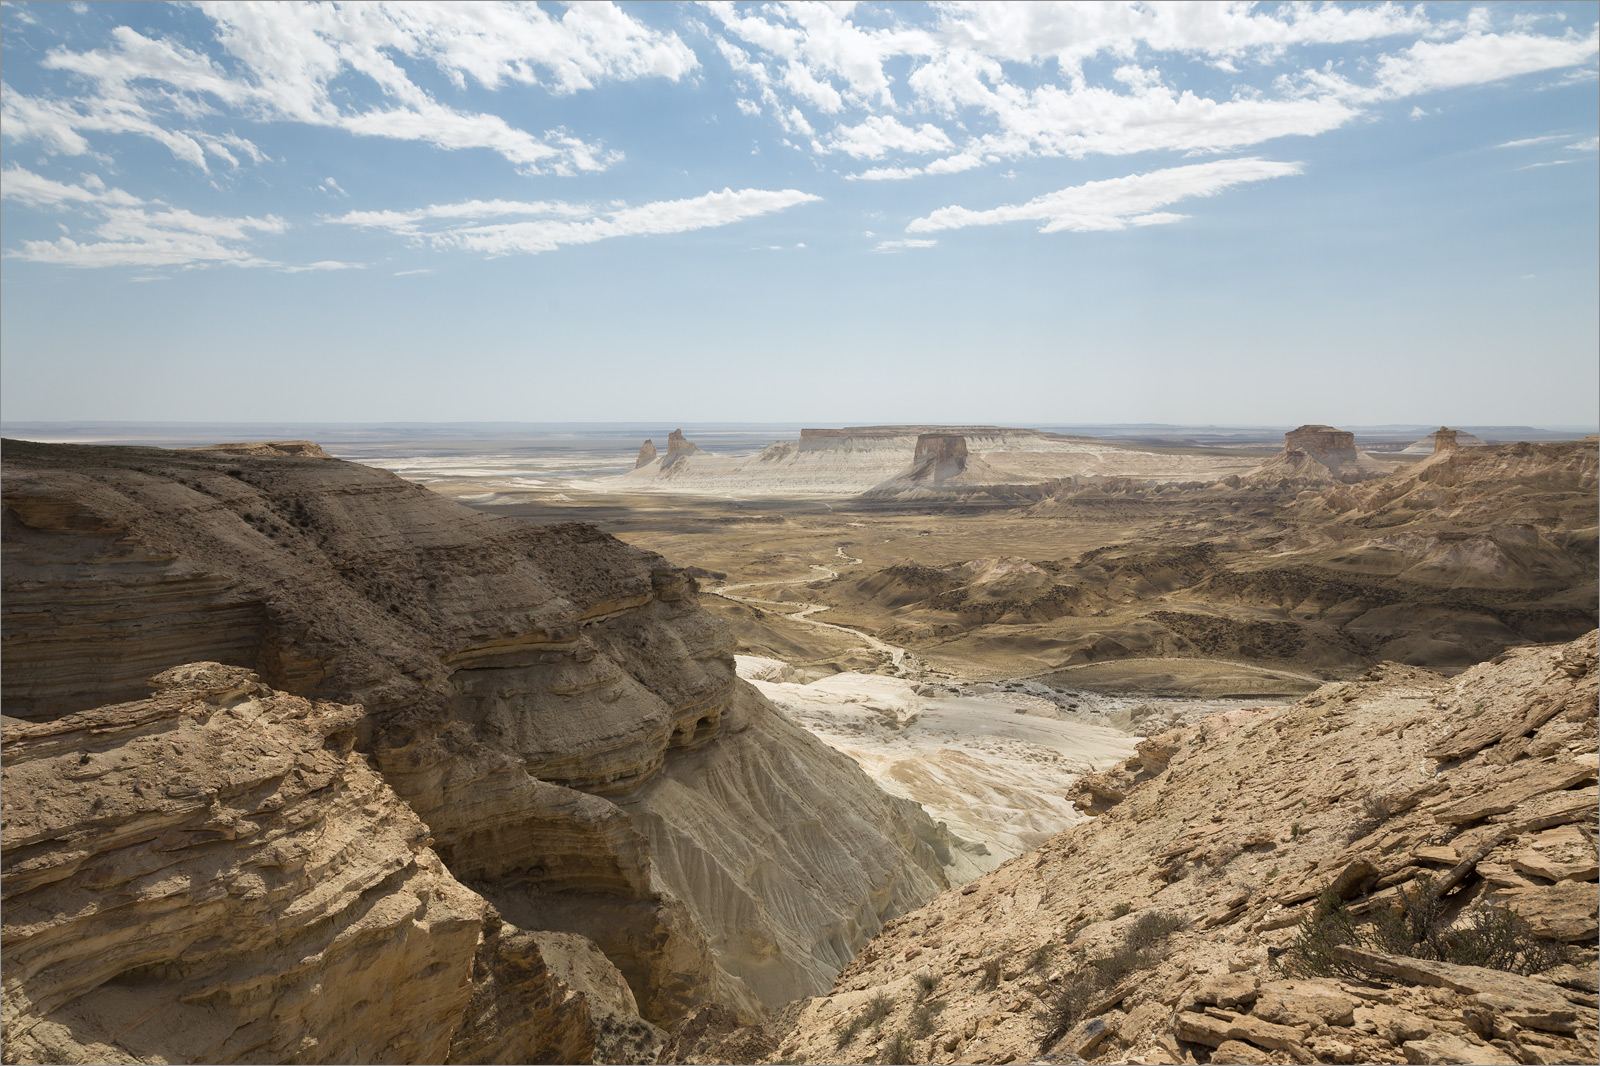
[910, 434, 968, 481]
[0, 440, 952, 1059]
[1, 664, 485, 1065]
[635, 438, 658, 468]
[768, 633, 1599, 1066]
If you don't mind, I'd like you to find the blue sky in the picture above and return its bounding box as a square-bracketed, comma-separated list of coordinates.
[2, 1, 1596, 427]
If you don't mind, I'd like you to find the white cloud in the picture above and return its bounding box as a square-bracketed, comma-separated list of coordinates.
[0, 166, 144, 209]
[319, 176, 347, 197]
[1, 165, 285, 268]
[1568, 136, 1599, 151]
[1516, 159, 1574, 170]
[819, 115, 954, 159]
[705, 4, 1599, 183]
[873, 238, 937, 252]
[394, 267, 434, 275]
[934, 1, 1433, 66]
[282, 260, 364, 273]
[330, 187, 821, 257]
[3, 2, 696, 175]
[849, 165, 923, 181]
[1357, 28, 1600, 101]
[907, 157, 1301, 235]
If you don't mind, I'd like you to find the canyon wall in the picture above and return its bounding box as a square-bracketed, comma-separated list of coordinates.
[0, 440, 951, 1061]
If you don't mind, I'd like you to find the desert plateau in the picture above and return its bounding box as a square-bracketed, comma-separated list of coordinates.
[3, 2, 1597, 1064]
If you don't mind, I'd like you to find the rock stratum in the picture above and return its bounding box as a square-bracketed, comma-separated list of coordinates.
[0, 440, 954, 1063]
[751, 632, 1599, 1066]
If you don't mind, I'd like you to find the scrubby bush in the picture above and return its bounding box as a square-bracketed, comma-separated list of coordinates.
[909, 997, 944, 1038]
[1346, 792, 1397, 842]
[834, 993, 895, 1050]
[1278, 878, 1566, 980]
[878, 1029, 912, 1065]
[1036, 911, 1188, 1054]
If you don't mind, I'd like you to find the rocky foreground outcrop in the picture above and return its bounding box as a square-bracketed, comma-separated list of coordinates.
[755, 632, 1598, 1066]
[0, 440, 952, 1062]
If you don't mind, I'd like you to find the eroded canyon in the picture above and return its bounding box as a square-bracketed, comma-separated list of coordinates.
[2, 422, 1596, 1066]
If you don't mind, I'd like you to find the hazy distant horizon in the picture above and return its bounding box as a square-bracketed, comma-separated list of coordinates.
[5, 418, 1594, 455]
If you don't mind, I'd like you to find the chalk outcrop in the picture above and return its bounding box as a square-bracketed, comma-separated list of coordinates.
[0, 440, 953, 1061]
[635, 438, 658, 468]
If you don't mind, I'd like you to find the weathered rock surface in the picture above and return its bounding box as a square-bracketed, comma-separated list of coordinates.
[766, 633, 1599, 1065]
[0, 441, 954, 1058]
[1, 664, 486, 1065]
[635, 438, 658, 468]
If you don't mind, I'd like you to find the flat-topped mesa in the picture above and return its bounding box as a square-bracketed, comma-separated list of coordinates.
[1433, 426, 1460, 453]
[1283, 423, 1356, 455]
[1245, 423, 1387, 485]
[635, 438, 658, 468]
[911, 432, 970, 482]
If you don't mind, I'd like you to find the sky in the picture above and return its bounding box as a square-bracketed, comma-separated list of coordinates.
[1, 1, 1597, 428]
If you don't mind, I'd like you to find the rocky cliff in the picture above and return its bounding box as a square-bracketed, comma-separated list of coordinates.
[761, 632, 1599, 1066]
[0, 440, 952, 1062]
[635, 439, 658, 468]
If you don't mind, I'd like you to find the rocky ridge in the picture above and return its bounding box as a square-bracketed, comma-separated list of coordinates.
[0, 440, 954, 1062]
[757, 632, 1599, 1066]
